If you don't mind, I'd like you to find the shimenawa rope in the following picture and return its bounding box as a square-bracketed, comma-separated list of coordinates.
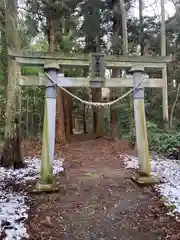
[44, 72, 144, 107]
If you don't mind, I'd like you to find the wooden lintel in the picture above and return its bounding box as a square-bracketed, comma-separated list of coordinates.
[19, 74, 164, 88]
[16, 57, 166, 69]
[106, 78, 164, 88]
[8, 49, 172, 63]
[8, 49, 171, 69]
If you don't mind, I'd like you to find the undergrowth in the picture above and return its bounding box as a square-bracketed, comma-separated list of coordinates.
[129, 121, 180, 158]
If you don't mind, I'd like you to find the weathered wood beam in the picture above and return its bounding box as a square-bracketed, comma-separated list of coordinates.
[19, 74, 164, 88]
[14, 57, 167, 69]
[8, 49, 171, 62]
[15, 57, 167, 69]
[8, 49, 172, 68]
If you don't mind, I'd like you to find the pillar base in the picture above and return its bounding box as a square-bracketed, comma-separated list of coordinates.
[34, 182, 55, 193]
[131, 174, 159, 186]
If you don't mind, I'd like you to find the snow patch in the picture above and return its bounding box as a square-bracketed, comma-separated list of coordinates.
[0, 157, 64, 239]
[123, 154, 180, 219]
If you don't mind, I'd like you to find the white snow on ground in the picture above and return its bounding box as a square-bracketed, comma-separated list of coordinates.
[0, 157, 64, 240]
[123, 154, 180, 219]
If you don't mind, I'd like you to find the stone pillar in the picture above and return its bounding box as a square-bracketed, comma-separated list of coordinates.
[130, 66, 158, 185]
[35, 63, 59, 191]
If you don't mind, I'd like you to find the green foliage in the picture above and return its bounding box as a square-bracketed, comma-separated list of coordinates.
[0, 81, 44, 139]
[20, 86, 45, 138]
[30, 39, 49, 52]
[129, 121, 180, 157]
[0, 127, 4, 137]
[117, 105, 132, 137]
[21, 66, 40, 76]
[0, 72, 4, 80]
[104, 107, 110, 134]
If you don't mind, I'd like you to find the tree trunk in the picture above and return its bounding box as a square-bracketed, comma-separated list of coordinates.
[0, 0, 24, 168]
[139, 0, 144, 56]
[83, 104, 87, 134]
[0, 12, 8, 127]
[82, 68, 92, 134]
[92, 88, 104, 137]
[48, 19, 66, 144]
[110, 69, 120, 139]
[110, 2, 122, 139]
[1, 16, 8, 98]
[170, 84, 180, 128]
[63, 90, 73, 138]
[91, 36, 104, 137]
[56, 88, 66, 143]
[48, 20, 55, 53]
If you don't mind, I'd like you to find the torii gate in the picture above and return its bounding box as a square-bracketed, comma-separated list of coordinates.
[8, 50, 171, 191]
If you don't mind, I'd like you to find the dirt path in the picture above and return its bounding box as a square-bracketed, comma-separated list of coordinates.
[27, 139, 180, 240]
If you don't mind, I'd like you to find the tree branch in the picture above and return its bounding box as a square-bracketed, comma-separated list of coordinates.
[0, 5, 4, 24]
[170, 83, 180, 128]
